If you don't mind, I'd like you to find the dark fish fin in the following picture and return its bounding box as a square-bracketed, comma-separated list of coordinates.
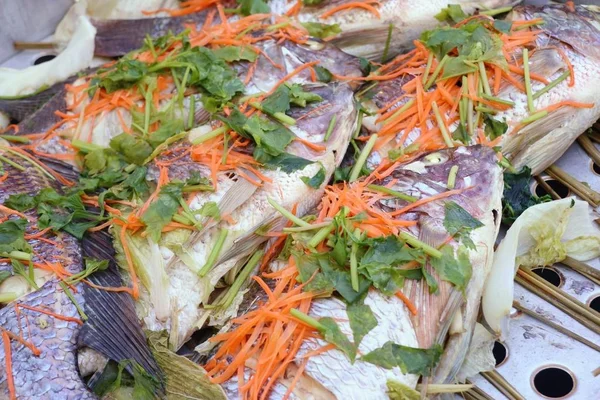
[36, 154, 81, 183]
[93, 13, 210, 58]
[0, 84, 62, 122]
[11, 88, 67, 135]
[79, 229, 165, 392]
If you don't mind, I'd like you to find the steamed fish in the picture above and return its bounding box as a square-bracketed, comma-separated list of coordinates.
[206, 145, 502, 398]
[0, 149, 162, 398]
[360, 3, 600, 175]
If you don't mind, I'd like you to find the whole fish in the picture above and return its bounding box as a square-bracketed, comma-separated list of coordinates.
[85, 1, 513, 60]
[0, 149, 162, 398]
[211, 144, 502, 398]
[361, 3, 600, 175]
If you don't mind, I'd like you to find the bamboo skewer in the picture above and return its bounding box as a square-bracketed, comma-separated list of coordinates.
[515, 270, 600, 335]
[481, 370, 524, 400]
[534, 175, 561, 200]
[519, 268, 600, 324]
[578, 134, 600, 167]
[13, 41, 56, 50]
[588, 130, 600, 145]
[464, 381, 494, 400]
[561, 256, 600, 286]
[593, 366, 600, 377]
[513, 301, 600, 353]
[546, 165, 600, 206]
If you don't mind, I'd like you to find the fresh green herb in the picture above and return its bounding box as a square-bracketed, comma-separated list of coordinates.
[198, 228, 228, 277]
[324, 115, 337, 141]
[493, 20, 513, 34]
[314, 66, 333, 83]
[483, 114, 508, 140]
[502, 166, 551, 224]
[443, 201, 483, 249]
[110, 133, 153, 166]
[237, 0, 270, 15]
[430, 245, 472, 293]
[349, 134, 377, 182]
[212, 45, 258, 62]
[301, 22, 341, 39]
[435, 4, 467, 23]
[66, 258, 109, 285]
[347, 302, 377, 347]
[141, 183, 185, 242]
[422, 267, 439, 294]
[362, 341, 443, 376]
[301, 163, 326, 188]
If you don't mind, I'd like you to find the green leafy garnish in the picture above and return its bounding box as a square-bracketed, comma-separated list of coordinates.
[141, 183, 185, 242]
[301, 163, 326, 188]
[212, 45, 258, 62]
[430, 245, 472, 293]
[443, 201, 483, 249]
[387, 380, 421, 400]
[435, 4, 467, 23]
[301, 22, 342, 39]
[237, 0, 270, 15]
[483, 114, 508, 140]
[347, 302, 377, 347]
[362, 341, 443, 376]
[502, 166, 551, 224]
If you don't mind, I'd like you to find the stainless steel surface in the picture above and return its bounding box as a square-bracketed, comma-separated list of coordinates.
[1, 3, 599, 399]
[0, 0, 72, 63]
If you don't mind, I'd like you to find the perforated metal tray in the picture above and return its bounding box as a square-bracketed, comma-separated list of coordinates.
[1, 2, 599, 399]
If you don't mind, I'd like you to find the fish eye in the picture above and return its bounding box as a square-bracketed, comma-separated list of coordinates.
[422, 152, 447, 165]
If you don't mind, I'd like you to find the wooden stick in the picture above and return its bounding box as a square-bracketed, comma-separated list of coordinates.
[588, 130, 600, 145]
[481, 370, 525, 400]
[515, 274, 600, 335]
[561, 256, 600, 286]
[546, 165, 600, 206]
[13, 41, 56, 50]
[578, 134, 600, 167]
[593, 366, 600, 377]
[534, 175, 561, 200]
[513, 301, 600, 353]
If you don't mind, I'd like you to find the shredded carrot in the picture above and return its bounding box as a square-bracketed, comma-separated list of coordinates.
[0, 205, 28, 220]
[16, 304, 83, 326]
[2, 330, 16, 400]
[320, 0, 380, 19]
[395, 290, 417, 316]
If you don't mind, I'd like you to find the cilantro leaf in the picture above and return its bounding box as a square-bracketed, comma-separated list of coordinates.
[212, 45, 258, 62]
[443, 201, 483, 249]
[301, 163, 326, 188]
[294, 252, 335, 294]
[435, 4, 467, 23]
[347, 302, 377, 348]
[95, 60, 148, 93]
[0, 219, 30, 255]
[259, 152, 313, 173]
[110, 133, 153, 166]
[430, 245, 472, 293]
[422, 267, 439, 294]
[362, 341, 443, 376]
[244, 116, 294, 157]
[483, 114, 508, 140]
[301, 22, 341, 39]
[494, 20, 513, 34]
[141, 183, 184, 242]
[237, 0, 270, 15]
[319, 317, 357, 363]
[4, 194, 36, 212]
[314, 66, 333, 83]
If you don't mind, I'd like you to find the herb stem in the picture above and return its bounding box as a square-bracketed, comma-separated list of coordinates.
[0, 154, 24, 171]
[219, 250, 264, 309]
[290, 308, 325, 331]
[425, 55, 449, 90]
[478, 62, 492, 96]
[521, 110, 547, 125]
[307, 224, 335, 248]
[0, 135, 29, 144]
[267, 197, 311, 227]
[198, 228, 229, 277]
[191, 126, 227, 145]
[2, 251, 32, 261]
[59, 282, 88, 321]
[353, 111, 363, 139]
[447, 165, 459, 189]
[349, 134, 378, 182]
[399, 232, 442, 258]
[172, 213, 194, 226]
[249, 102, 296, 125]
[71, 139, 103, 154]
[0, 293, 17, 303]
[431, 101, 454, 148]
[350, 238, 359, 292]
[523, 48, 535, 113]
[367, 184, 417, 202]
[422, 52, 434, 85]
[383, 99, 415, 124]
[283, 221, 332, 233]
[324, 115, 337, 141]
[480, 93, 515, 106]
[532, 70, 570, 100]
[474, 106, 497, 114]
[381, 23, 394, 63]
[188, 95, 196, 130]
[182, 184, 215, 193]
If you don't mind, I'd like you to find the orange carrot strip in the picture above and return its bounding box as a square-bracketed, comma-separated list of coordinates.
[2, 330, 16, 400]
[395, 290, 418, 315]
[16, 304, 83, 326]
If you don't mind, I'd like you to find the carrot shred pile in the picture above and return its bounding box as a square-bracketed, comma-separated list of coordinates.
[320, 0, 381, 19]
[205, 263, 321, 399]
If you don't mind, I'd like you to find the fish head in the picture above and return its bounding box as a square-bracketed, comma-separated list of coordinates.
[512, 3, 600, 61]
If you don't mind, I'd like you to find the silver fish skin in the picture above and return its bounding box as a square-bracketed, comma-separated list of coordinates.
[0, 151, 162, 398]
[221, 145, 502, 398]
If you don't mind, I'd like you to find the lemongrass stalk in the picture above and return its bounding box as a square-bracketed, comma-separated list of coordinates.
[533, 70, 570, 100]
[198, 228, 229, 277]
[250, 102, 296, 125]
[523, 49, 535, 113]
[0, 135, 29, 144]
[187, 95, 196, 129]
[475, 106, 497, 114]
[478, 62, 492, 96]
[562, 256, 600, 285]
[350, 238, 359, 291]
[367, 184, 417, 202]
[307, 224, 335, 248]
[0, 154, 25, 171]
[324, 115, 337, 141]
[349, 134, 378, 182]
[191, 126, 227, 145]
[577, 134, 600, 168]
[447, 165, 459, 189]
[533, 176, 561, 200]
[480, 93, 515, 106]
[59, 282, 88, 321]
[219, 250, 264, 309]
[425, 55, 449, 90]
[290, 308, 325, 331]
[521, 110, 547, 125]
[353, 111, 363, 139]
[431, 101, 454, 148]
[268, 197, 311, 227]
[383, 99, 415, 124]
[481, 370, 524, 400]
[422, 52, 434, 84]
[283, 221, 332, 233]
[399, 232, 442, 258]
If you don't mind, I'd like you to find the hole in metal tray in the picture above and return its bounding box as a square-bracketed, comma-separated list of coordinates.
[492, 341, 508, 367]
[531, 267, 564, 288]
[533, 178, 570, 198]
[591, 160, 600, 176]
[532, 365, 576, 399]
[33, 54, 56, 65]
[588, 294, 600, 313]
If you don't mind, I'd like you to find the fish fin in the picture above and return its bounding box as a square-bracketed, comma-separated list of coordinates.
[79, 229, 164, 391]
[528, 48, 566, 79]
[216, 215, 282, 265]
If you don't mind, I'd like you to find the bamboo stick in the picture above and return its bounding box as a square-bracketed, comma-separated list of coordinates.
[588, 130, 600, 145]
[534, 175, 561, 200]
[13, 41, 56, 50]
[593, 366, 600, 377]
[578, 134, 600, 167]
[481, 370, 524, 400]
[546, 165, 600, 206]
[561, 256, 600, 286]
[515, 274, 600, 335]
[513, 301, 600, 353]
